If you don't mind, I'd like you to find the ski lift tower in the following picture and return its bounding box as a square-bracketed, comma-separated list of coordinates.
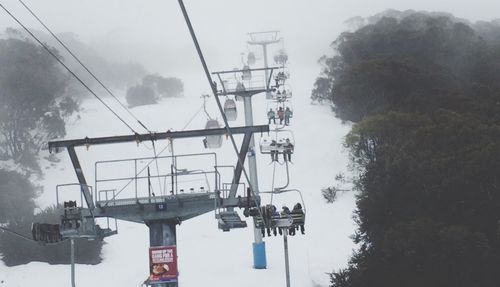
[212, 66, 278, 269]
[247, 31, 282, 99]
[40, 125, 268, 287]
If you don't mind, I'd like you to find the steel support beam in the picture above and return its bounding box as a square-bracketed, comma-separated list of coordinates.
[67, 146, 95, 210]
[283, 229, 291, 287]
[49, 125, 269, 150]
[71, 238, 76, 287]
[229, 132, 252, 198]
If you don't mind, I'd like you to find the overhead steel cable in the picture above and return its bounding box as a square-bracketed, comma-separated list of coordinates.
[17, 0, 169, 193]
[17, 0, 167, 192]
[177, 0, 265, 219]
[177, 0, 254, 188]
[5, 1, 169, 189]
[0, 2, 138, 134]
[17, 0, 152, 134]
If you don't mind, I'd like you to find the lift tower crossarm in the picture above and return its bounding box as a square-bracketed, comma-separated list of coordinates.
[48, 125, 269, 214]
[48, 125, 270, 150]
[247, 31, 282, 45]
[67, 146, 95, 210]
[212, 66, 279, 74]
[247, 39, 281, 45]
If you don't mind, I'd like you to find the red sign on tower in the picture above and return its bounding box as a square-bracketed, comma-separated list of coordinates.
[149, 245, 178, 283]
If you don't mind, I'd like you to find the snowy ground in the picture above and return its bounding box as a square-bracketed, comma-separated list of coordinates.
[0, 66, 356, 287]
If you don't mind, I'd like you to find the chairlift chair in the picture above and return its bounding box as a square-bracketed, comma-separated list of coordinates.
[275, 70, 288, 85]
[266, 101, 294, 122]
[273, 84, 293, 101]
[259, 130, 295, 155]
[247, 189, 306, 236]
[223, 98, 237, 121]
[204, 119, 223, 149]
[274, 49, 289, 65]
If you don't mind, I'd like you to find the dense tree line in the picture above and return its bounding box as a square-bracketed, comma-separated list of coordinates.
[126, 74, 183, 107]
[313, 12, 500, 287]
[0, 31, 102, 265]
[0, 36, 72, 167]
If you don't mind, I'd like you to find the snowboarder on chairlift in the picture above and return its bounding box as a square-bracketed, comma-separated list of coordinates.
[277, 107, 285, 125]
[284, 107, 293, 125]
[267, 108, 276, 124]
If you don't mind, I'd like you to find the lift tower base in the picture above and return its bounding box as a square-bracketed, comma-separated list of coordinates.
[148, 220, 178, 287]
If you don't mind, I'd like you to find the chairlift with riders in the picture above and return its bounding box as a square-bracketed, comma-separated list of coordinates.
[259, 130, 295, 163]
[244, 189, 306, 237]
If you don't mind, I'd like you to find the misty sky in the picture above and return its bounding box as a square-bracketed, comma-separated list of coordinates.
[0, 0, 499, 77]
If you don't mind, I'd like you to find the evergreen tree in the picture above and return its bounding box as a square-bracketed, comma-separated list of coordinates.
[314, 11, 500, 287]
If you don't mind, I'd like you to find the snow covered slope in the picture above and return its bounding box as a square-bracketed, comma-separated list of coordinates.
[0, 66, 356, 287]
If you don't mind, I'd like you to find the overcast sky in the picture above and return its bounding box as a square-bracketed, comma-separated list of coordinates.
[1, 0, 499, 77]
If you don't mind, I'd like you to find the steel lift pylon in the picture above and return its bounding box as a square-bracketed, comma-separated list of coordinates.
[212, 66, 279, 269]
[43, 125, 269, 287]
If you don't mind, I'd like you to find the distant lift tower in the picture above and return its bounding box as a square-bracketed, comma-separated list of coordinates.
[247, 31, 282, 99]
[212, 66, 279, 269]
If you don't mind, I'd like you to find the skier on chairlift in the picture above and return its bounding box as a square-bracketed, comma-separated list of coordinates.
[281, 205, 290, 214]
[283, 138, 293, 162]
[270, 205, 279, 236]
[277, 107, 284, 125]
[267, 108, 276, 124]
[264, 204, 275, 236]
[260, 205, 268, 237]
[292, 202, 305, 235]
[284, 107, 292, 126]
[281, 205, 295, 235]
[270, 140, 279, 162]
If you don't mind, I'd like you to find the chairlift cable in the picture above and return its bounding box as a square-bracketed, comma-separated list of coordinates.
[0, 2, 138, 134]
[17, 0, 153, 134]
[151, 140, 164, 196]
[201, 94, 213, 120]
[269, 128, 280, 204]
[182, 103, 205, 130]
[270, 157, 277, 206]
[5, 0, 165, 205]
[177, 0, 263, 217]
[17, 0, 163, 169]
